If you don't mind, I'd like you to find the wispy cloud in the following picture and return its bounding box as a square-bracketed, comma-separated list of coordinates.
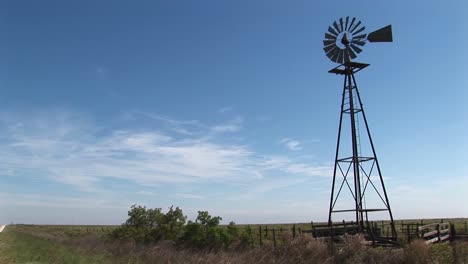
[211, 116, 243, 133]
[0, 109, 331, 203]
[217, 106, 233, 114]
[280, 138, 302, 151]
[137, 191, 158, 196]
[175, 193, 204, 200]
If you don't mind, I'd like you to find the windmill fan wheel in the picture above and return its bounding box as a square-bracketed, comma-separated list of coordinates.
[323, 17, 367, 64]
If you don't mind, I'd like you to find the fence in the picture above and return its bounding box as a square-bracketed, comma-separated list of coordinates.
[417, 222, 451, 244]
[256, 225, 299, 247]
[250, 219, 468, 247]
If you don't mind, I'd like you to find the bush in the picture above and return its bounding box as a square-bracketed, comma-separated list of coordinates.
[178, 211, 239, 249]
[110, 204, 186, 243]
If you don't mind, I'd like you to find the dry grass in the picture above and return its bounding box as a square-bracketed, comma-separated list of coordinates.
[8, 225, 468, 264]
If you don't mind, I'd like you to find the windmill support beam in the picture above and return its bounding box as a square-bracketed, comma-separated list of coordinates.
[327, 61, 397, 241]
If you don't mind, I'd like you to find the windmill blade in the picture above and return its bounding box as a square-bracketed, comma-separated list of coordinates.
[328, 26, 338, 36]
[346, 46, 357, 59]
[367, 25, 393, 42]
[337, 49, 344, 64]
[330, 49, 340, 62]
[352, 39, 366, 46]
[345, 16, 349, 31]
[339, 18, 344, 32]
[326, 46, 338, 57]
[325, 33, 336, 40]
[353, 26, 366, 35]
[324, 44, 337, 53]
[343, 48, 351, 62]
[350, 43, 363, 54]
[348, 17, 356, 32]
[323, 39, 335, 46]
[333, 21, 341, 33]
[327, 49, 339, 61]
[350, 20, 361, 33]
[353, 33, 367, 40]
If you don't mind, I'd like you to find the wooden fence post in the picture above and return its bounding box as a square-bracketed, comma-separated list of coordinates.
[311, 221, 315, 238]
[407, 225, 411, 244]
[436, 224, 441, 242]
[259, 225, 262, 246]
[292, 224, 296, 238]
[273, 229, 277, 248]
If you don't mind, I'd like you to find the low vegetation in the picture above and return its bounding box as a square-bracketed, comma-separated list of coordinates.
[1, 205, 467, 263]
[109, 205, 253, 249]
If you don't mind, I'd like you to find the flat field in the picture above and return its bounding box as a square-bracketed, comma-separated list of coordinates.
[1, 218, 467, 264]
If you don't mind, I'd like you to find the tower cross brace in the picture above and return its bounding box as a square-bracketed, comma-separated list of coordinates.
[328, 61, 397, 240]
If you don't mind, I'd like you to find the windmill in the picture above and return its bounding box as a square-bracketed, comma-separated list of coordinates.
[323, 17, 397, 242]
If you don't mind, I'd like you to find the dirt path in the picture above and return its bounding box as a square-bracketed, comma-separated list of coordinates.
[0, 225, 5, 233]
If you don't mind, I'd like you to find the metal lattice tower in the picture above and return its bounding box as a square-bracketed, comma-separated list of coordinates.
[323, 17, 397, 241]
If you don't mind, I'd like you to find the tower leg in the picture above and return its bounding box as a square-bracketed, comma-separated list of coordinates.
[328, 63, 397, 242]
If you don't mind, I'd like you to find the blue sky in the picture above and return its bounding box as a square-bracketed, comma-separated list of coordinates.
[1, 0, 467, 224]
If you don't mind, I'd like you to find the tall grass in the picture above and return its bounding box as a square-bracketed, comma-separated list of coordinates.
[3, 224, 468, 264]
[0, 229, 112, 264]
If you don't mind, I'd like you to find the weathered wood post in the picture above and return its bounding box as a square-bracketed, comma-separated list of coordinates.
[436, 224, 441, 242]
[259, 225, 263, 246]
[292, 224, 296, 238]
[273, 229, 277, 248]
[407, 224, 411, 244]
[311, 221, 315, 238]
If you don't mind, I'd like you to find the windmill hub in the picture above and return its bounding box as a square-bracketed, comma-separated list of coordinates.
[341, 33, 350, 46]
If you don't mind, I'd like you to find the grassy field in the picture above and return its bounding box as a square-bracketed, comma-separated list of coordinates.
[0, 227, 113, 264]
[1, 219, 467, 264]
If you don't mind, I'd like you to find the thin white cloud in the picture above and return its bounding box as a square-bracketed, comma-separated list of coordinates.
[137, 191, 158, 196]
[175, 193, 204, 200]
[261, 156, 332, 178]
[0, 192, 127, 210]
[280, 138, 302, 151]
[0, 109, 331, 197]
[210, 116, 243, 133]
[217, 106, 233, 114]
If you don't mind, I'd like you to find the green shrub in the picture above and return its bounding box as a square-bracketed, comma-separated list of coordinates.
[178, 211, 236, 249]
[110, 204, 186, 243]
